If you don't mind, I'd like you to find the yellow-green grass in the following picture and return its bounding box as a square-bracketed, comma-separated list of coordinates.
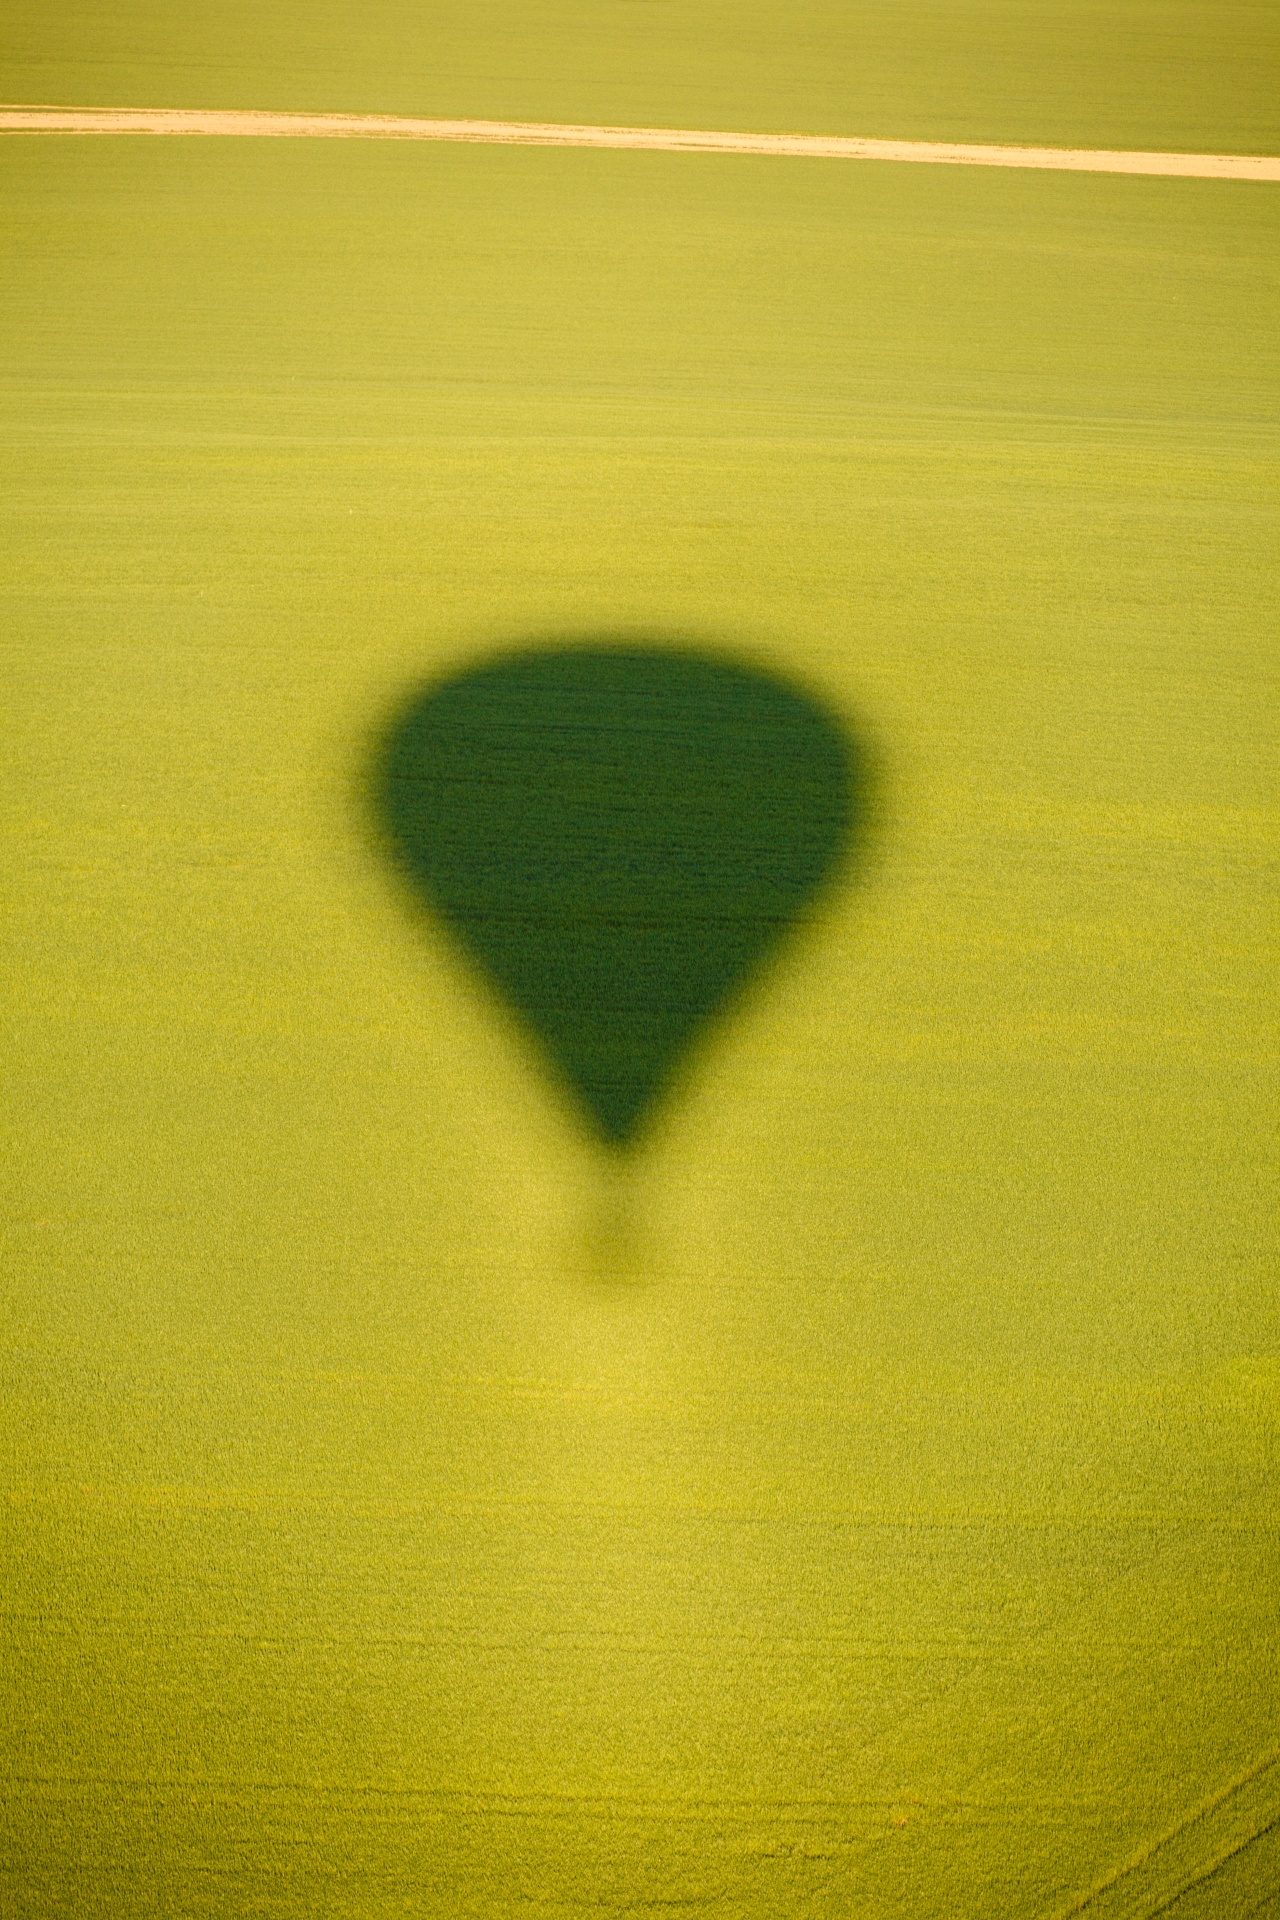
[4, 0, 1280, 154]
[2, 118, 1277, 1920]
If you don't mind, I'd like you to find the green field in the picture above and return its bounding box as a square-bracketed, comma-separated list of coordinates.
[2, 7, 1278, 1916]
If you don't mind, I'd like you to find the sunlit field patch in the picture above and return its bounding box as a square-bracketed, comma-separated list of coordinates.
[2, 8, 1277, 1914]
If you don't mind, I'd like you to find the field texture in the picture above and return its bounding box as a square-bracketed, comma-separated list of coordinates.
[2, 6, 1278, 1917]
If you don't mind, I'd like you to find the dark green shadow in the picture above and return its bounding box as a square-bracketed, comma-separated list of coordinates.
[372, 642, 867, 1149]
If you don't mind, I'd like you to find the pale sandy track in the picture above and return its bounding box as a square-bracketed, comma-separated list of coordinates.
[2, 105, 1278, 180]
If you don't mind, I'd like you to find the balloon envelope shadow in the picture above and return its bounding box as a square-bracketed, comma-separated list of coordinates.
[371, 643, 868, 1150]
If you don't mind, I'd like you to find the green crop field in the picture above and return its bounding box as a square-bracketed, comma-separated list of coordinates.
[2, 6, 1277, 1916]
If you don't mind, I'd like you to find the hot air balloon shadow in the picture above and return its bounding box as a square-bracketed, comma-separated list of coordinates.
[370, 642, 870, 1261]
